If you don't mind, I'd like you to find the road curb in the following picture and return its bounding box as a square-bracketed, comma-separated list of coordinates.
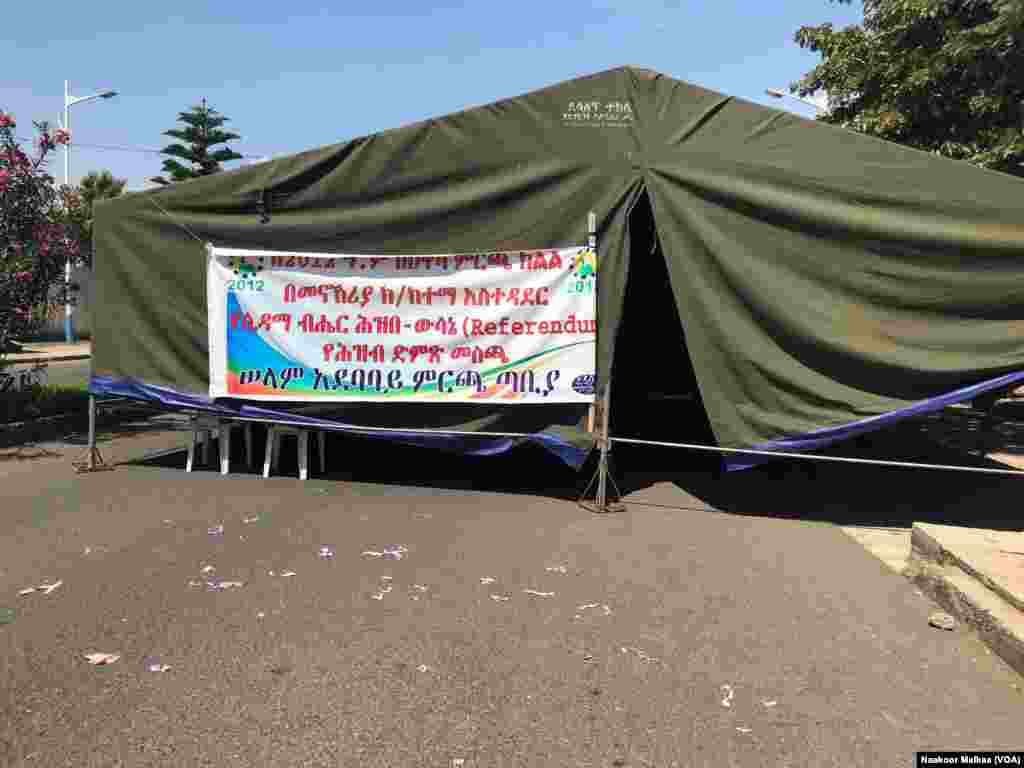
[3, 354, 92, 365]
[905, 524, 1024, 677]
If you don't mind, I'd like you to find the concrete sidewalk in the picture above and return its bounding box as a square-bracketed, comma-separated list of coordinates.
[3, 341, 92, 365]
[906, 523, 1024, 676]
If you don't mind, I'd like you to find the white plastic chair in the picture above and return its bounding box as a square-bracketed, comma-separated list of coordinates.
[186, 416, 253, 474]
[262, 425, 326, 480]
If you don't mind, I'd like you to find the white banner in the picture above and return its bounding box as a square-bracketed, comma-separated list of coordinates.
[207, 246, 597, 403]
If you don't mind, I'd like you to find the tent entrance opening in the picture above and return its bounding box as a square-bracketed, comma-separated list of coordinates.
[608, 192, 718, 471]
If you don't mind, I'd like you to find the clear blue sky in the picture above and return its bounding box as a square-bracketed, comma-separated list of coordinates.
[3, 1, 862, 191]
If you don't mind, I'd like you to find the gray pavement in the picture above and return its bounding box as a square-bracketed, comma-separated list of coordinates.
[0, 422, 1022, 767]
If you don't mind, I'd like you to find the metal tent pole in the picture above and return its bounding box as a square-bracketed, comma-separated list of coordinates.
[596, 375, 612, 510]
[73, 393, 110, 473]
[87, 394, 96, 470]
[588, 211, 610, 510]
[576, 211, 621, 513]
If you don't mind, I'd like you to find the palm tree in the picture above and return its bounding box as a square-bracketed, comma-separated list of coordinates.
[79, 170, 126, 210]
[65, 170, 126, 267]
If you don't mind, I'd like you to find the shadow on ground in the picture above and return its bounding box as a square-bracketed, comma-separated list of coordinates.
[632, 422, 1024, 532]
[113, 413, 1024, 533]
[127, 426, 594, 501]
[56, 411, 192, 446]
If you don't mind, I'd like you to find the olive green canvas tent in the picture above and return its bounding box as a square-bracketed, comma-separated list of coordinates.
[91, 65, 1024, 470]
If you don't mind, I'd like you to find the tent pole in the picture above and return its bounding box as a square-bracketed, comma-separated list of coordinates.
[72, 393, 111, 473]
[587, 211, 597, 435]
[596, 377, 612, 510]
[588, 209, 617, 513]
[87, 394, 96, 470]
[589, 210, 607, 507]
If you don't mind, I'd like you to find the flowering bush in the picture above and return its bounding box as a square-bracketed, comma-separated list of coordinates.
[0, 111, 78, 358]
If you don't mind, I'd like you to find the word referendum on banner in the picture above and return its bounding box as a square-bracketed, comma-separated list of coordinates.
[207, 247, 597, 403]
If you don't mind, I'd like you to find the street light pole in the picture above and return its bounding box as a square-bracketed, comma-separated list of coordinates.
[62, 81, 117, 343]
[63, 80, 71, 343]
[765, 88, 826, 113]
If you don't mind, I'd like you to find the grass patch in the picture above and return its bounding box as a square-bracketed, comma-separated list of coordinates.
[0, 383, 91, 424]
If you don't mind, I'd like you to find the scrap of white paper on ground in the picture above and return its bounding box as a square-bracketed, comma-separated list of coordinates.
[318, 546, 335, 559]
[480, 577, 496, 585]
[490, 594, 511, 602]
[545, 565, 568, 574]
[209, 581, 244, 591]
[19, 580, 62, 596]
[208, 525, 224, 536]
[721, 684, 735, 708]
[371, 582, 394, 600]
[243, 516, 260, 524]
[523, 590, 555, 597]
[84, 653, 120, 666]
[620, 646, 660, 664]
[361, 545, 408, 561]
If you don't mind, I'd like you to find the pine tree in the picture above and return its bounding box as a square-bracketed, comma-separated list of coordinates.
[150, 98, 243, 185]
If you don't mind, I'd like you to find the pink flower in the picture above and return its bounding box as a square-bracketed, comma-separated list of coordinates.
[53, 128, 71, 146]
[0, 112, 14, 128]
[13, 271, 32, 281]
[0, 168, 8, 190]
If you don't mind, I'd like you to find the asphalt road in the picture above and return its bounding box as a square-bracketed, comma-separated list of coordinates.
[0, 422, 1021, 767]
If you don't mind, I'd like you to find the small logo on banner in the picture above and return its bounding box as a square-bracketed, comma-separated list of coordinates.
[226, 255, 266, 291]
[571, 249, 597, 281]
[228, 255, 265, 277]
[572, 374, 596, 395]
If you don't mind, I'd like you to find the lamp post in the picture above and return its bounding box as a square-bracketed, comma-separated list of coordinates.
[765, 88, 826, 113]
[63, 80, 117, 343]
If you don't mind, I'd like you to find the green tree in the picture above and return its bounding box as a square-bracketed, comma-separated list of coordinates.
[60, 170, 126, 267]
[793, 0, 1024, 177]
[0, 113, 76, 355]
[80, 169, 126, 209]
[150, 98, 243, 185]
